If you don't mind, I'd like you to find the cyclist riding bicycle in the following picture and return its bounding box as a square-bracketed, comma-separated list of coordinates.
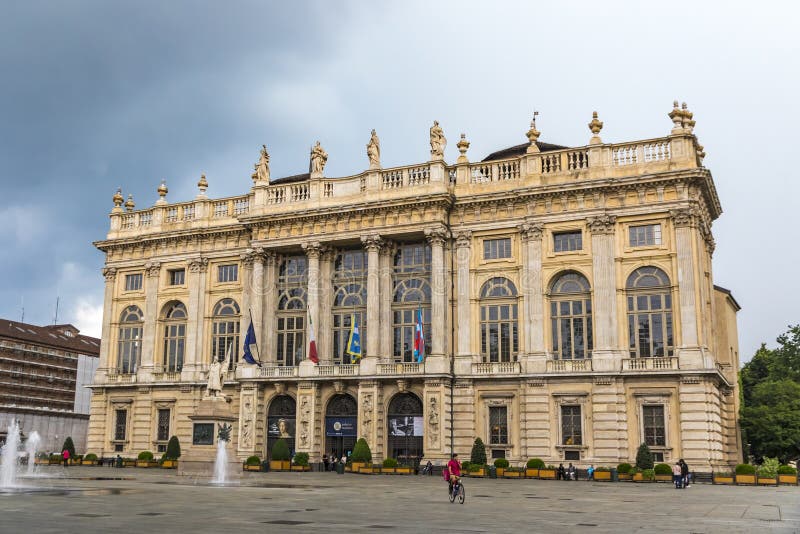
[447, 453, 462, 495]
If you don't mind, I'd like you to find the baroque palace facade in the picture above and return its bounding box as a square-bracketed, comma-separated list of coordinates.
[88, 103, 741, 470]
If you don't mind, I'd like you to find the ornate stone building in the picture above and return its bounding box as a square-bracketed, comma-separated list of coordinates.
[88, 103, 741, 470]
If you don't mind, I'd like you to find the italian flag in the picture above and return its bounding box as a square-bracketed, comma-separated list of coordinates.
[308, 310, 319, 364]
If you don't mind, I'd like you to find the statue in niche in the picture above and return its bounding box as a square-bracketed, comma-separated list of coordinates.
[366, 129, 380, 168]
[206, 344, 232, 397]
[310, 141, 328, 174]
[429, 120, 446, 158]
[254, 145, 270, 182]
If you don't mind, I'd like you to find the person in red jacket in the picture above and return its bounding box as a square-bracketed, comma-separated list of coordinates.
[447, 453, 462, 495]
[62, 448, 70, 467]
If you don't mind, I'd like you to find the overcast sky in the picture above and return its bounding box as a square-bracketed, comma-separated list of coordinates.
[1, 1, 797, 363]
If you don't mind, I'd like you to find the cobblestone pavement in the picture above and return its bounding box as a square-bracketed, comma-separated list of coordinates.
[1, 467, 798, 533]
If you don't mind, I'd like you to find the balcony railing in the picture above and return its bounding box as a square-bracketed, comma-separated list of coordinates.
[546, 359, 593, 373]
[258, 365, 299, 378]
[471, 361, 520, 375]
[621, 357, 678, 371]
[377, 363, 424, 376]
[315, 364, 359, 377]
[106, 373, 136, 384]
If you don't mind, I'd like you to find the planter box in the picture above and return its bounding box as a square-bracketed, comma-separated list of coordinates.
[243, 464, 262, 472]
[358, 466, 376, 474]
[136, 460, 159, 468]
[467, 468, 485, 478]
[594, 471, 612, 481]
[757, 477, 777, 486]
[381, 467, 396, 474]
[735, 474, 756, 485]
[161, 459, 177, 469]
[350, 462, 365, 473]
[49, 458, 62, 465]
[778, 474, 798, 485]
[633, 473, 654, 482]
[618, 473, 632, 481]
[525, 468, 539, 478]
[270, 460, 290, 471]
[503, 470, 523, 478]
[395, 466, 413, 475]
[539, 469, 557, 479]
[655, 475, 672, 482]
[82, 460, 98, 466]
[495, 468, 506, 477]
[713, 475, 735, 485]
[291, 465, 310, 472]
[122, 460, 137, 467]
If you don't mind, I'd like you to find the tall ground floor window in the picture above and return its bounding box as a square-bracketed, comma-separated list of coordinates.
[489, 406, 509, 445]
[387, 393, 423, 465]
[561, 405, 582, 445]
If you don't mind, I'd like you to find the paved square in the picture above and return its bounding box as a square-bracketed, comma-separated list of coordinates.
[1, 467, 798, 533]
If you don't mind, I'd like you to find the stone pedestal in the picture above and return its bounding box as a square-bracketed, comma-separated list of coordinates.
[177, 396, 239, 478]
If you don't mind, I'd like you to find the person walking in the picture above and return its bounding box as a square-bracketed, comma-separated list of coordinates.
[557, 463, 565, 481]
[62, 448, 70, 467]
[679, 459, 690, 488]
[587, 465, 595, 481]
[672, 462, 683, 489]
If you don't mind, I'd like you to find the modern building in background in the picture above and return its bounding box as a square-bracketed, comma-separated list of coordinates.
[0, 320, 100, 452]
[88, 103, 741, 470]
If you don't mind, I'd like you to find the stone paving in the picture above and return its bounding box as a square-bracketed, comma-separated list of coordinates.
[1, 466, 798, 533]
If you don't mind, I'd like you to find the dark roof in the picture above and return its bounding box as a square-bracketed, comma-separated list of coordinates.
[713, 285, 742, 311]
[482, 141, 569, 162]
[0, 319, 100, 355]
[270, 172, 310, 185]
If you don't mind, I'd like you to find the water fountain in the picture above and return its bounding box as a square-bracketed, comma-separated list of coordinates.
[211, 423, 232, 485]
[1, 420, 21, 488]
[25, 431, 41, 477]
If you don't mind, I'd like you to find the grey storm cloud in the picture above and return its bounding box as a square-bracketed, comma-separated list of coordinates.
[0, 0, 798, 361]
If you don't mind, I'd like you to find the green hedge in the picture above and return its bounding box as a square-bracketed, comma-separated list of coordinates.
[735, 463, 756, 475]
[654, 463, 672, 475]
[84, 453, 98, 461]
[467, 463, 483, 473]
[137, 451, 154, 461]
[617, 463, 633, 474]
[527, 458, 545, 469]
[641, 468, 655, 481]
[778, 465, 797, 475]
[293, 452, 309, 467]
[271, 439, 290, 461]
[494, 458, 509, 468]
[595, 466, 611, 472]
[245, 455, 261, 466]
[382, 458, 398, 468]
[757, 457, 779, 478]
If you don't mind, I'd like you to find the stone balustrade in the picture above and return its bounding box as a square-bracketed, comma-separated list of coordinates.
[546, 359, 593, 373]
[315, 364, 358, 377]
[471, 361, 520, 375]
[621, 357, 679, 371]
[376, 362, 424, 376]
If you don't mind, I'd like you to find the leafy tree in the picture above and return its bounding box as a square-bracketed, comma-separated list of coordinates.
[470, 437, 487, 466]
[165, 436, 181, 460]
[271, 438, 290, 461]
[351, 438, 372, 463]
[635, 443, 653, 470]
[61, 436, 76, 458]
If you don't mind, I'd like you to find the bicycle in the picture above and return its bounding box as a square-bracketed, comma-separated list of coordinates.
[449, 477, 465, 504]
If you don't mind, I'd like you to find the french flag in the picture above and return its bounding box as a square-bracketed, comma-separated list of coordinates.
[413, 305, 425, 363]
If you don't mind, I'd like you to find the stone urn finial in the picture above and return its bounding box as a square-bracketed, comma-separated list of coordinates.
[526, 111, 541, 154]
[156, 180, 168, 204]
[681, 102, 695, 132]
[669, 100, 683, 133]
[125, 194, 135, 212]
[588, 111, 603, 144]
[198, 173, 208, 196]
[112, 188, 124, 210]
[456, 133, 470, 163]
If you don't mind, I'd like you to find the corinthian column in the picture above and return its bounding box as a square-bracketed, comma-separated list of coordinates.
[379, 241, 396, 361]
[454, 230, 472, 375]
[302, 242, 322, 361]
[97, 267, 117, 378]
[239, 250, 257, 353]
[587, 214, 622, 372]
[671, 208, 703, 369]
[138, 261, 161, 378]
[262, 251, 277, 363]
[184, 257, 208, 379]
[519, 223, 546, 372]
[425, 226, 449, 372]
[361, 234, 383, 368]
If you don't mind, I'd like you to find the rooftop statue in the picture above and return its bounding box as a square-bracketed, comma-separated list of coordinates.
[310, 141, 328, 175]
[254, 144, 270, 183]
[366, 129, 380, 169]
[430, 120, 446, 160]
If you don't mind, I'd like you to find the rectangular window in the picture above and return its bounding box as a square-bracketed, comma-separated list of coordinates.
[483, 238, 512, 260]
[217, 264, 238, 283]
[554, 231, 582, 252]
[561, 405, 582, 445]
[157, 409, 171, 441]
[114, 409, 127, 441]
[169, 269, 185, 285]
[643, 405, 666, 447]
[629, 224, 662, 247]
[489, 406, 508, 445]
[124, 273, 142, 291]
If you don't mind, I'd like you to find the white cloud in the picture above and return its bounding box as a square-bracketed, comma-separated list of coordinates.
[0, 205, 48, 246]
[70, 296, 103, 338]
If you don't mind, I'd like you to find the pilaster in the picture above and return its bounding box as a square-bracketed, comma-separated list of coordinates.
[302, 241, 322, 361]
[96, 267, 117, 379]
[672, 208, 704, 369]
[361, 234, 382, 363]
[319, 248, 334, 364]
[454, 230, 472, 375]
[519, 222, 546, 372]
[183, 257, 208, 379]
[357, 380, 381, 455]
[590, 377, 628, 464]
[138, 262, 161, 378]
[425, 225, 449, 373]
[423, 379, 446, 458]
[379, 241, 396, 362]
[237, 384, 258, 458]
[262, 252, 277, 363]
[586, 214, 623, 371]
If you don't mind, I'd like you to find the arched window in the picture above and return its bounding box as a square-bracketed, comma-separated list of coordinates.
[161, 301, 186, 373]
[332, 251, 367, 364]
[626, 267, 674, 358]
[392, 243, 431, 363]
[387, 393, 423, 465]
[479, 277, 519, 362]
[550, 272, 593, 360]
[212, 298, 240, 370]
[117, 305, 143, 374]
[277, 256, 307, 366]
[267, 395, 296, 460]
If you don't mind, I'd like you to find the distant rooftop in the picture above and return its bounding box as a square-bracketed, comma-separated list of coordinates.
[482, 141, 569, 162]
[0, 319, 100, 355]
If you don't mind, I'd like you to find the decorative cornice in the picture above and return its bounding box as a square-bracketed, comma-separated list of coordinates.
[586, 214, 616, 235]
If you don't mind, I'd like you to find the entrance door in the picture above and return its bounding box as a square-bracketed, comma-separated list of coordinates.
[387, 392, 423, 467]
[266, 395, 296, 460]
[325, 394, 357, 461]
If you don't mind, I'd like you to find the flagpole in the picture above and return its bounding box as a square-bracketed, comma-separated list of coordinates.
[248, 308, 263, 366]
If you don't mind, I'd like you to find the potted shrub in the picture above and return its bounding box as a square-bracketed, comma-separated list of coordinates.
[270, 439, 291, 471]
[494, 458, 509, 477]
[137, 451, 157, 467]
[617, 463, 633, 481]
[351, 438, 372, 473]
[291, 452, 310, 472]
[539, 464, 558, 479]
[778, 465, 798, 485]
[635, 443, 654, 471]
[244, 455, 262, 472]
[470, 438, 487, 466]
[756, 457, 778, 486]
[526, 458, 545, 478]
[594, 466, 612, 481]
[48, 453, 62, 465]
[654, 463, 673, 482]
[83, 453, 99, 466]
[382, 457, 398, 474]
[735, 463, 756, 485]
[161, 436, 181, 468]
[467, 463, 486, 477]
[641, 468, 656, 482]
[712, 470, 735, 485]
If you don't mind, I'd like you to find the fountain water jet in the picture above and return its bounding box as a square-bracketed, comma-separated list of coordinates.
[25, 431, 41, 476]
[1, 420, 21, 488]
[211, 437, 229, 484]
